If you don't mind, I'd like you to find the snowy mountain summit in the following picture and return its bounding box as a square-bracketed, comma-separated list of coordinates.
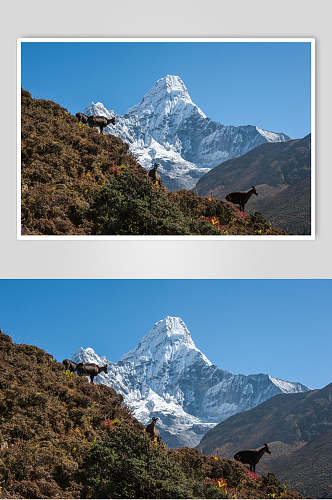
[126, 75, 206, 124]
[84, 75, 291, 190]
[72, 316, 308, 448]
[121, 316, 211, 366]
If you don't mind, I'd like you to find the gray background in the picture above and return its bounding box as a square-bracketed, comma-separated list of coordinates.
[1, 0, 330, 278]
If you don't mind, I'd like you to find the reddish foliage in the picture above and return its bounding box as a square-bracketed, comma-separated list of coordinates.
[111, 165, 122, 175]
[246, 470, 259, 481]
[236, 208, 247, 219]
[102, 415, 114, 430]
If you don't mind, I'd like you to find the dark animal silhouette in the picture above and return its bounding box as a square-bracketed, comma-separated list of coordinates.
[234, 443, 271, 472]
[145, 417, 161, 443]
[62, 359, 78, 372]
[75, 112, 89, 125]
[226, 186, 258, 212]
[76, 362, 108, 383]
[148, 163, 162, 185]
[87, 115, 115, 133]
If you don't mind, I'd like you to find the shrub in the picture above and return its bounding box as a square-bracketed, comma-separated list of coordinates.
[82, 427, 227, 499]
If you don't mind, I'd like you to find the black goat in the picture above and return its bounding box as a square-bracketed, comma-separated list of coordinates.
[148, 163, 162, 185]
[87, 115, 115, 134]
[226, 186, 258, 212]
[234, 443, 271, 472]
[75, 112, 89, 125]
[76, 362, 108, 383]
[145, 417, 161, 443]
[62, 359, 78, 373]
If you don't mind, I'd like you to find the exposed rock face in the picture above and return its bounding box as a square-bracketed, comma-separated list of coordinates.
[84, 75, 290, 190]
[73, 316, 308, 448]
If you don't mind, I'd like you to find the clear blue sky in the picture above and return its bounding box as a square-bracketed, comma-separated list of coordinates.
[21, 41, 311, 138]
[1, 279, 329, 390]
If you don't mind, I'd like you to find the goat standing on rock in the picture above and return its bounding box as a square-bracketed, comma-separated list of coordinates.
[226, 186, 258, 212]
[76, 362, 108, 383]
[87, 115, 115, 134]
[145, 417, 161, 443]
[234, 443, 271, 472]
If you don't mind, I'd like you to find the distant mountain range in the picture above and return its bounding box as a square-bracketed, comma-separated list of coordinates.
[196, 134, 311, 234]
[72, 316, 308, 448]
[197, 383, 332, 498]
[84, 75, 290, 190]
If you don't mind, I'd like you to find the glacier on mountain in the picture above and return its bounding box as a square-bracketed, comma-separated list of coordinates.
[72, 316, 308, 448]
[83, 75, 291, 190]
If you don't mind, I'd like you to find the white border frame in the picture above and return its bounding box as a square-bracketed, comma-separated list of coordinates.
[17, 37, 315, 240]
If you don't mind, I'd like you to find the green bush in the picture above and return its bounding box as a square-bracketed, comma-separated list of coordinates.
[82, 426, 227, 499]
[91, 172, 200, 235]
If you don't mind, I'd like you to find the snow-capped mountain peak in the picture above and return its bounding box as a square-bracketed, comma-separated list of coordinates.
[72, 346, 107, 365]
[126, 75, 206, 120]
[71, 317, 308, 448]
[84, 101, 114, 119]
[255, 126, 292, 142]
[120, 316, 212, 366]
[82, 75, 290, 190]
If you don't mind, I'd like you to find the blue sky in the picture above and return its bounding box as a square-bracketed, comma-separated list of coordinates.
[21, 41, 311, 138]
[0, 279, 329, 389]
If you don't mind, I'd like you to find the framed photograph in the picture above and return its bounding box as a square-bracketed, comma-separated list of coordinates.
[17, 38, 315, 239]
[1, 278, 330, 498]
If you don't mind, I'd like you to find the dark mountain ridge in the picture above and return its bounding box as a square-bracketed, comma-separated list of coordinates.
[197, 383, 332, 498]
[196, 135, 311, 235]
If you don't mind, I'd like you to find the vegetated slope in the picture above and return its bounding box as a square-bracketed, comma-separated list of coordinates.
[196, 135, 311, 235]
[21, 90, 285, 236]
[197, 384, 332, 498]
[0, 331, 302, 499]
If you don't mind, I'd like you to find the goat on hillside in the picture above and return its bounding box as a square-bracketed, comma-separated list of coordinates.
[75, 112, 89, 125]
[87, 115, 115, 134]
[148, 163, 162, 185]
[225, 186, 258, 212]
[76, 362, 108, 383]
[234, 443, 271, 472]
[62, 359, 79, 373]
[145, 417, 161, 443]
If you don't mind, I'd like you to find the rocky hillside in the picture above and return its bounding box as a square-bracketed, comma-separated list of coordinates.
[0, 330, 302, 499]
[197, 383, 332, 498]
[21, 90, 285, 236]
[84, 75, 290, 190]
[196, 135, 311, 235]
[72, 316, 308, 449]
